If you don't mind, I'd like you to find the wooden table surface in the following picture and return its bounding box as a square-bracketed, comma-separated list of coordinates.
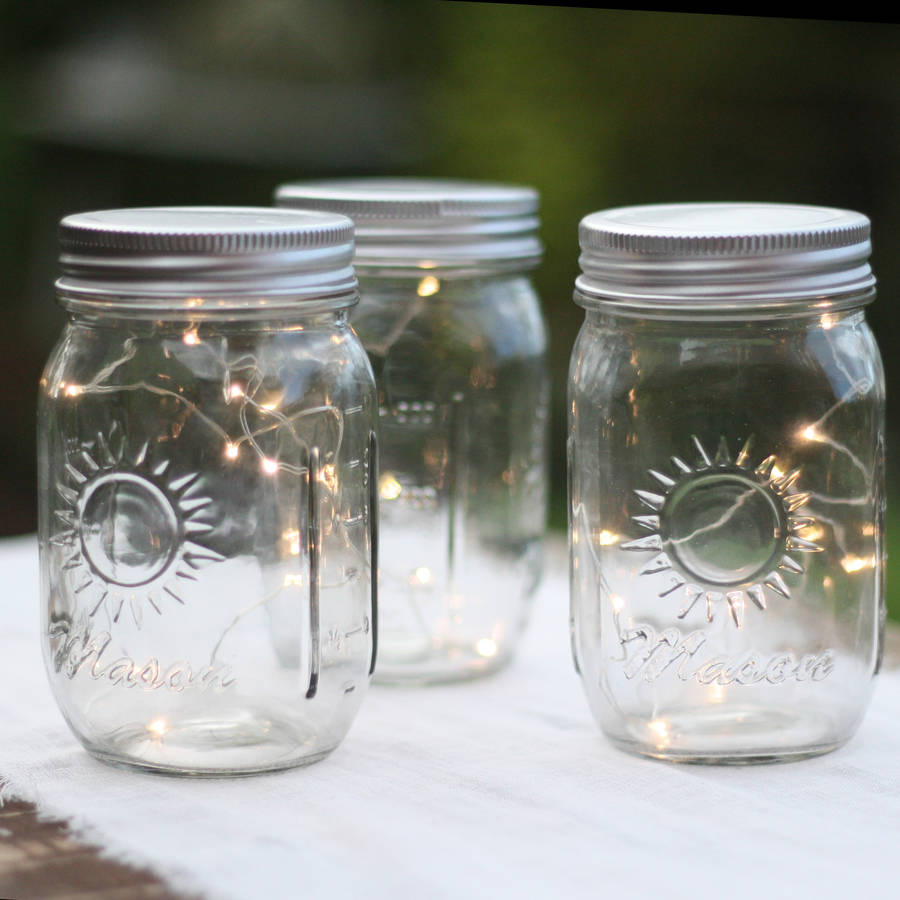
[3, 625, 898, 900]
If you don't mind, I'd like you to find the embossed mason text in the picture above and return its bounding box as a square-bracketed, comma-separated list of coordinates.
[50, 621, 236, 692]
[619, 623, 834, 685]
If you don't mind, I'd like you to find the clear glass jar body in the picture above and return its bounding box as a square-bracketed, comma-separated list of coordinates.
[38, 305, 377, 775]
[352, 271, 549, 682]
[569, 299, 885, 762]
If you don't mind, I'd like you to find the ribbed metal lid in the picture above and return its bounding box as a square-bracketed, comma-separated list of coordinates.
[576, 202, 874, 309]
[274, 178, 542, 271]
[57, 206, 357, 308]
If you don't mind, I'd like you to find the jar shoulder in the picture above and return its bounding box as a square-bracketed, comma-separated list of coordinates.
[42, 317, 375, 408]
[569, 311, 885, 408]
[352, 275, 547, 363]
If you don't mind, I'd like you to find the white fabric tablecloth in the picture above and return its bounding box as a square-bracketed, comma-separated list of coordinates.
[1, 534, 898, 899]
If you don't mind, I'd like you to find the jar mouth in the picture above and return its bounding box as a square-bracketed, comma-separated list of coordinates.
[573, 286, 876, 320]
[55, 283, 360, 317]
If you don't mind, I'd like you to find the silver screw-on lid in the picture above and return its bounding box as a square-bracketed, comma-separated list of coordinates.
[57, 206, 357, 308]
[576, 202, 874, 309]
[274, 178, 542, 271]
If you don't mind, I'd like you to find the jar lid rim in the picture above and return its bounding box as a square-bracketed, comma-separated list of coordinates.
[275, 178, 542, 269]
[57, 206, 358, 302]
[576, 202, 874, 305]
[275, 178, 538, 219]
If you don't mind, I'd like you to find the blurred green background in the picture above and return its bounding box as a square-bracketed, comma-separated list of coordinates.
[1, 4, 897, 614]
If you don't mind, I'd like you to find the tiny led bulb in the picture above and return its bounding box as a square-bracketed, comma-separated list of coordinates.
[417, 276, 440, 297]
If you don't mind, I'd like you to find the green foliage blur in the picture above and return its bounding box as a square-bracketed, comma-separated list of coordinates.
[1, 3, 897, 614]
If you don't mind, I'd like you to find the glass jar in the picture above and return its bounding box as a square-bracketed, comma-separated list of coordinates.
[568, 203, 885, 763]
[276, 179, 548, 683]
[38, 207, 378, 775]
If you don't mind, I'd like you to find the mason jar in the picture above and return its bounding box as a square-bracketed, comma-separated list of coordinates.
[568, 203, 885, 763]
[276, 179, 548, 683]
[38, 207, 378, 775]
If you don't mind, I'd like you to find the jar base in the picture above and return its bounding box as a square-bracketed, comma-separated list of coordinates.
[78, 713, 340, 777]
[607, 736, 846, 766]
[602, 703, 855, 765]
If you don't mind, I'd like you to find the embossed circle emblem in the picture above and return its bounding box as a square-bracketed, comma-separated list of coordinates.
[623, 436, 822, 627]
[79, 473, 180, 587]
[52, 426, 223, 627]
[663, 472, 786, 587]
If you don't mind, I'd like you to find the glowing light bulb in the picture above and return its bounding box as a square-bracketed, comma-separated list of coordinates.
[146, 717, 168, 738]
[319, 463, 337, 492]
[417, 276, 440, 297]
[261, 458, 279, 475]
[64, 383, 83, 398]
[475, 638, 498, 658]
[597, 530, 619, 546]
[411, 566, 433, 586]
[611, 595, 624, 614]
[183, 330, 199, 345]
[282, 529, 301, 556]
[649, 719, 670, 746]
[841, 555, 875, 573]
[379, 473, 402, 500]
[708, 684, 726, 704]
[229, 384, 245, 400]
[224, 442, 239, 460]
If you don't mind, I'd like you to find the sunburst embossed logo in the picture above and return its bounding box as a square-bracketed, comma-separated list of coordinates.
[52, 425, 223, 627]
[622, 436, 822, 628]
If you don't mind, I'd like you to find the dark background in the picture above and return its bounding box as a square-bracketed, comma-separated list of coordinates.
[1, 3, 897, 608]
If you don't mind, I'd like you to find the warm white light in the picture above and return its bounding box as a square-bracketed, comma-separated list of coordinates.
[282, 529, 301, 556]
[186, 297, 204, 308]
[820, 313, 836, 330]
[475, 638, 498, 658]
[379, 473, 402, 500]
[411, 566, 433, 586]
[771, 464, 785, 480]
[823, 576, 834, 589]
[224, 442, 239, 460]
[708, 683, 726, 704]
[597, 530, 619, 546]
[649, 719, 670, 747]
[319, 463, 337, 492]
[417, 276, 440, 297]
[64, 383, 83, 398]
[183, 330, 200, 345]
[283, 573, 303, 587]
[861, 523, 876, 537]
[800, 425, 823, 442]
[261, 458, 279, 475]
[841, 555, 876, 574]
[147, 717, 168, 737]
[229, 384, 245, 400]
[611, 594, 624, 614]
